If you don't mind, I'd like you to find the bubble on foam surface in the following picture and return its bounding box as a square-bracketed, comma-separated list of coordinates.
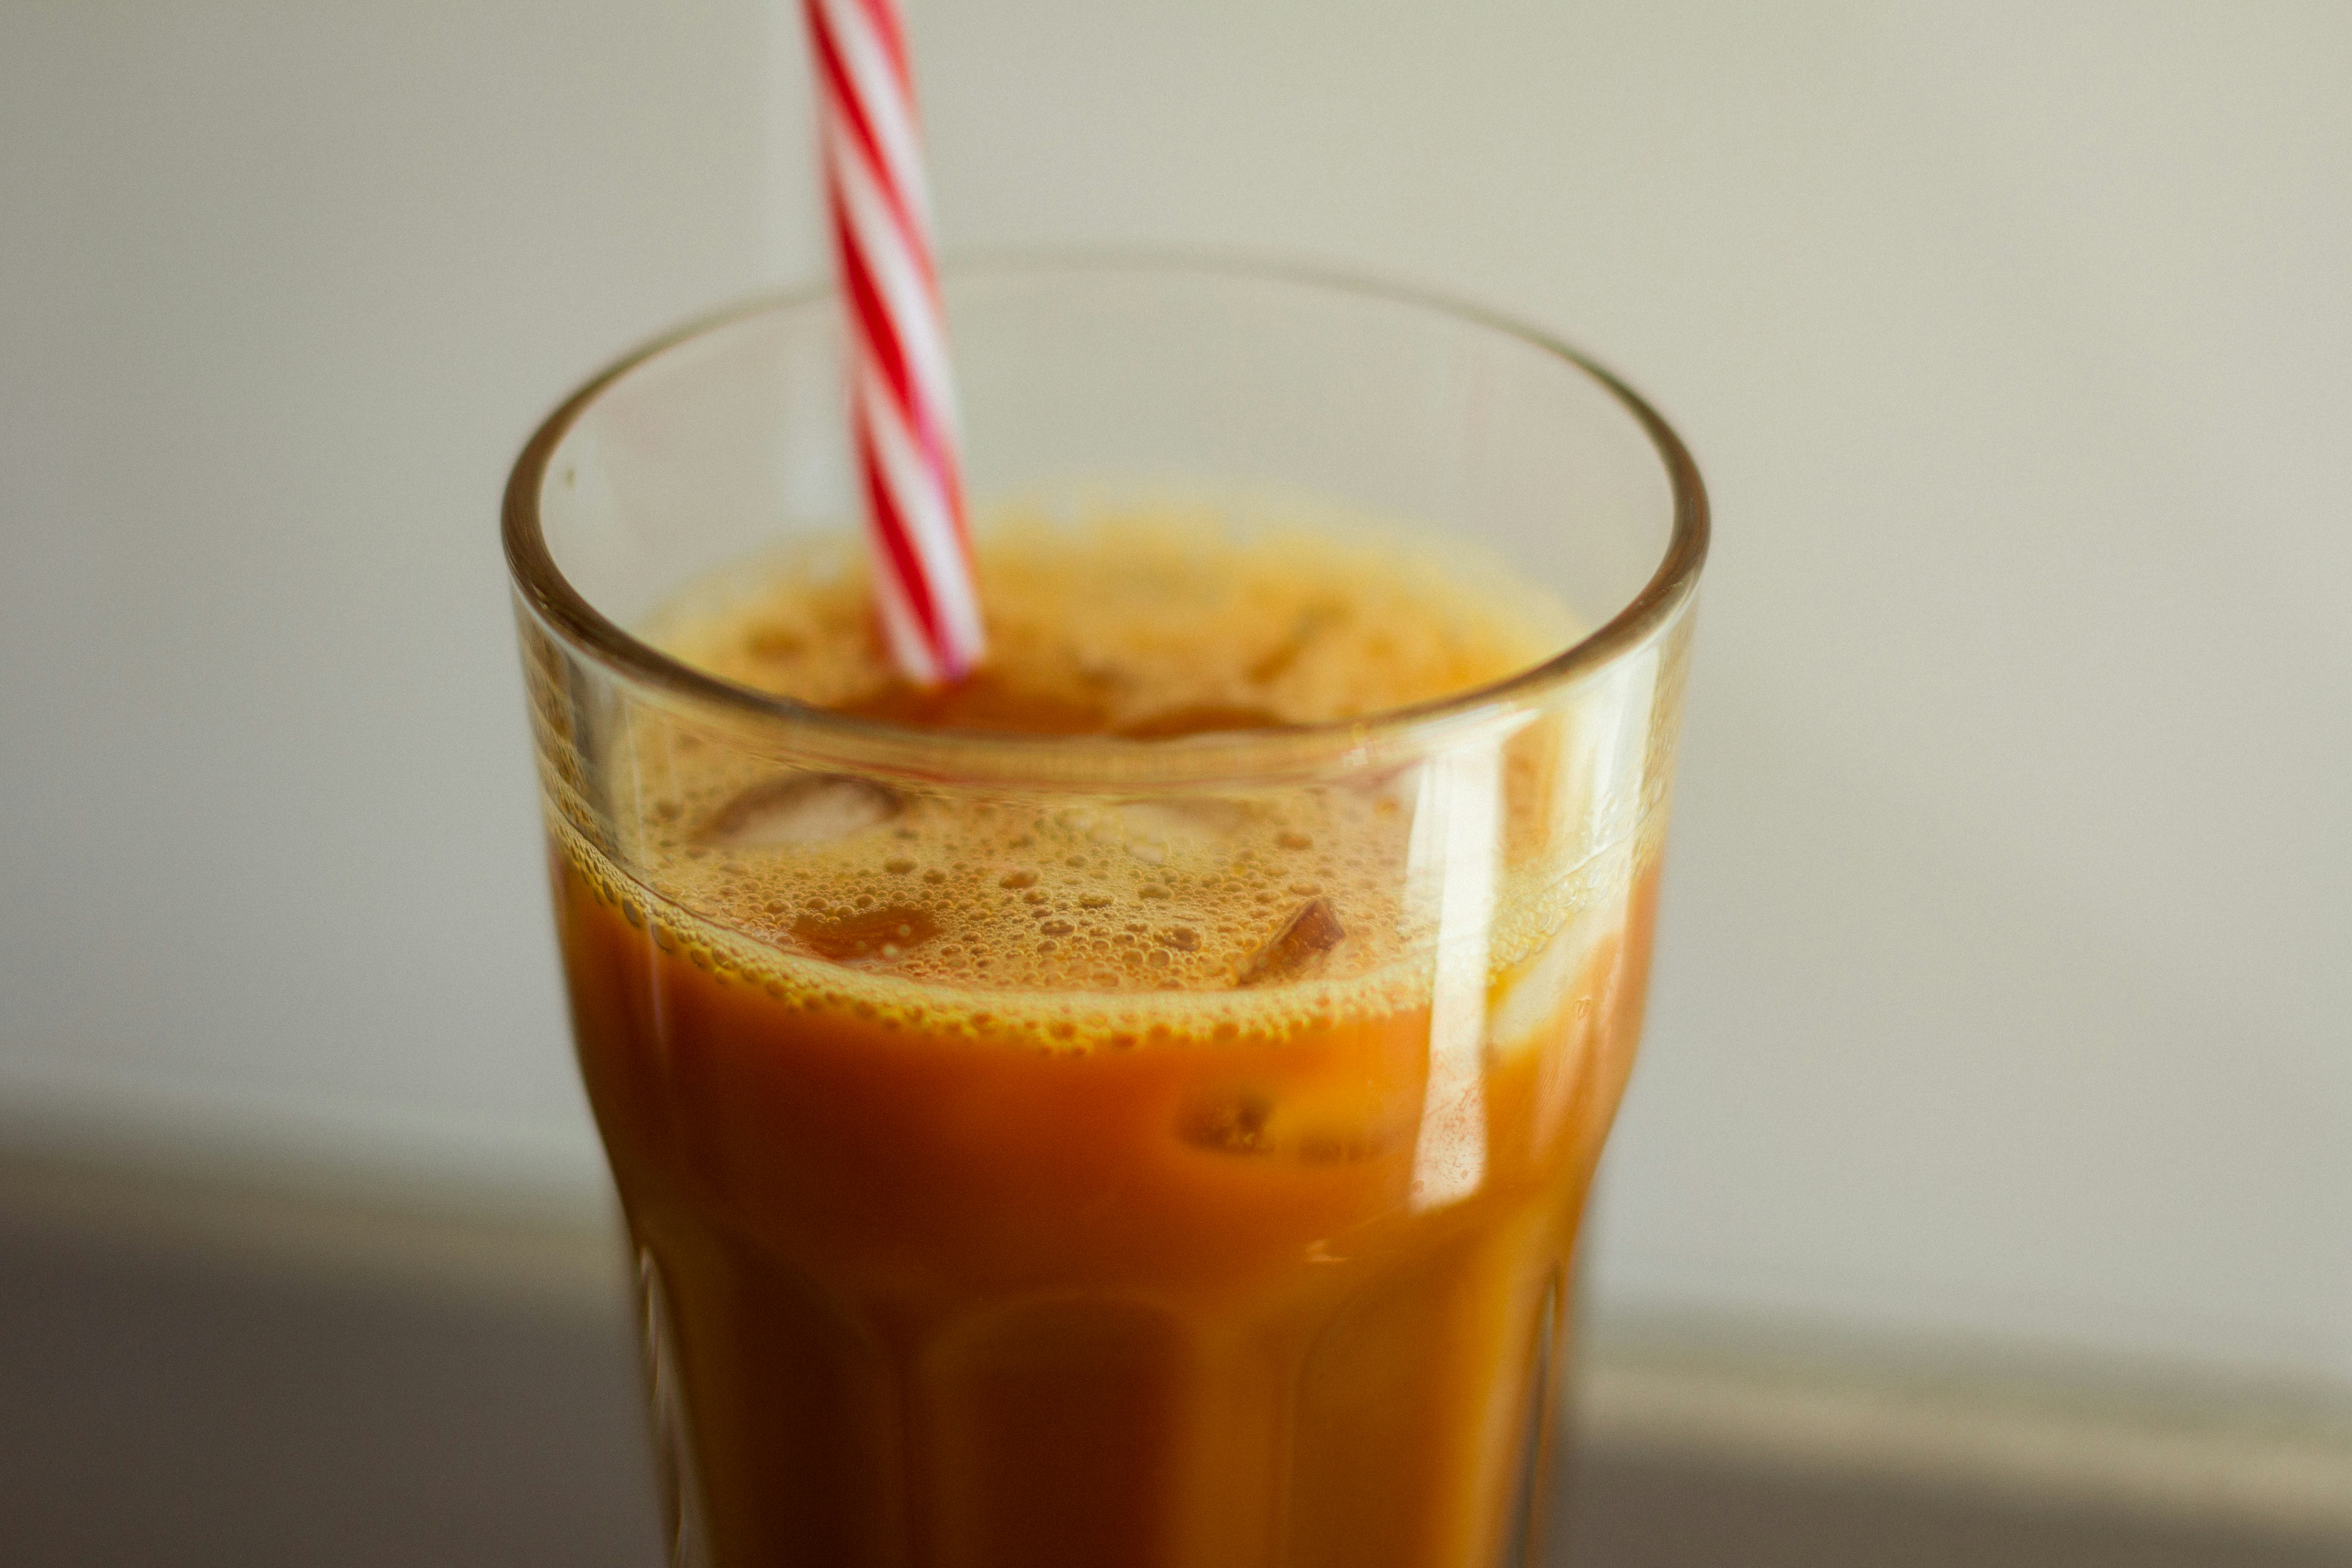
[790, 903, 941, 963]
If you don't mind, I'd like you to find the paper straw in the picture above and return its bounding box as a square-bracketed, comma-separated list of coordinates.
[802, 0, 984, 684]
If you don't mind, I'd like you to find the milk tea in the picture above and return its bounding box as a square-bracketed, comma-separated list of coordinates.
[549, 520, 1661, 1568]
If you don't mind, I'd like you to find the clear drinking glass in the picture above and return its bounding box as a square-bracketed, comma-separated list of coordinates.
[505, 257, 1706, 1568]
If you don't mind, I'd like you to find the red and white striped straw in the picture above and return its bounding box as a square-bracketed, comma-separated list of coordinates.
[802, 0, 984, 685]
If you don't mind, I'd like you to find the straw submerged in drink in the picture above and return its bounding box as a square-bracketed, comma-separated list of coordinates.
[801, 0, 984, 685]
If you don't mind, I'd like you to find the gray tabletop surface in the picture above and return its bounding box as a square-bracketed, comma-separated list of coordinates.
[1, 1212, 2341, 1568]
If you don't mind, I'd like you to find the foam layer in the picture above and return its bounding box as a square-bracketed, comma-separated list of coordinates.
[560, 513, 1643, 1039]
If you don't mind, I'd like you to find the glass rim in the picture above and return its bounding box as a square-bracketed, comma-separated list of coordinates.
[503, 250, 1708, 786]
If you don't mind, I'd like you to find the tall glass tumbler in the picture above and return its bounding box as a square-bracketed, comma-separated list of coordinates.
[505, 258, 1706, 1568]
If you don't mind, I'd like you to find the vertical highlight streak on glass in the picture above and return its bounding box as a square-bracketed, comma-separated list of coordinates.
[1409, 742, 1505, 1211]
[640, 1247, 714, 1568]
[1500, 1266, 1568, 1568]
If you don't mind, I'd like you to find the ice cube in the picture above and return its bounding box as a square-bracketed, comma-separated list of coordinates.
[1236, 896, 1345, 986]
[699, 774, 898, 848]
[1176, 1075, 1405, 1163]
[1110, 798, 1249, 866]
[1486, 899, 1624, 1059]
[1176, 1088, 1275, 1155]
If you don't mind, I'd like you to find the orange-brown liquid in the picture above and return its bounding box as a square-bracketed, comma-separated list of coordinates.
[552, 523, 1660, 1568]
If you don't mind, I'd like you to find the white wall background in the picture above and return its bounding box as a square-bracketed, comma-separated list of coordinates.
[3, 2, 2345, 1389]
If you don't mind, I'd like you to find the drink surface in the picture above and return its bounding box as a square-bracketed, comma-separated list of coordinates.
[550, 517, 1662, 1568]
[627, 517, 1580, 1002]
